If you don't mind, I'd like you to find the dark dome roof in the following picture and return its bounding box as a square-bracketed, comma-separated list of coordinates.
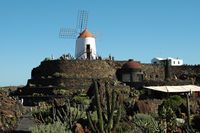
[122, 59, 141, 70]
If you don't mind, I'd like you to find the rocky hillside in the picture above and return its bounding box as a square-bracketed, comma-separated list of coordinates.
[0, 87, 23, 132]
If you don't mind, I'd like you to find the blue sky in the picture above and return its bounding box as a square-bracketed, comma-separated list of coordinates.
[0, 0, 200, 86]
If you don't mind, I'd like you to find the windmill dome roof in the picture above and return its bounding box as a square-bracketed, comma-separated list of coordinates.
[78, 29, 94, 38]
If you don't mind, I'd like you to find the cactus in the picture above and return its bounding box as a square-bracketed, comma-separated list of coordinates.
[132, 113, 160, 133]
[32, 100, 85, 131]
[87, 80, 122, 133]
[30, 120, 70, 133]
[158, 103, 177, 133]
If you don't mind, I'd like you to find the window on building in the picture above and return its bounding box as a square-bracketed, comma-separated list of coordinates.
[173, 61, 175, 64]
[178, 61, 180, 64]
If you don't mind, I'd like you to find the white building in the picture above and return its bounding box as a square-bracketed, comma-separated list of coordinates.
[151, 57, 183, 66]
[75, 29, 97, 60]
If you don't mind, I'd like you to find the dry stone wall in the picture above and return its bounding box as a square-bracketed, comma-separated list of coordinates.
[28, 60, 117, 90]
[28, 59, 200, 90]
[141, 64, 165, 81]
[32, 60, 116, 79]
[171, 65, 200, 77]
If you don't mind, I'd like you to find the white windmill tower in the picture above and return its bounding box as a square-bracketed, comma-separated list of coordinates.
[59, 10, 97, 60]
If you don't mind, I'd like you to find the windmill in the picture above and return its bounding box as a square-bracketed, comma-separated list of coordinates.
[59, 10, 97, 60]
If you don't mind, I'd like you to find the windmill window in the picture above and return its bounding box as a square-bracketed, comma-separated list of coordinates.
[86, 44, 90, 50]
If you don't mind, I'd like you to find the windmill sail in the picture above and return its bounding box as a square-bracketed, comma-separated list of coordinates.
[59, 10, 89, 39]
[76, 10, 88, 33]
[59, 28, 78, 39]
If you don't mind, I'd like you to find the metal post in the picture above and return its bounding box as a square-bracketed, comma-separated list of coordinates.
[186, 92, 191, 126]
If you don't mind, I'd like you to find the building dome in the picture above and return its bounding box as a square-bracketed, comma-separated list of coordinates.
[122, 59, 141, 70]
[78, 29, 93, 38]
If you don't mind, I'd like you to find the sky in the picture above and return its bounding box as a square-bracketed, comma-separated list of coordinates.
[0, 0, 200, 86]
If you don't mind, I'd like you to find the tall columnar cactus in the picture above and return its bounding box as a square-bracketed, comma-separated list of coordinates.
[87, 80, 122, 133]
[94, 80, 104, 133]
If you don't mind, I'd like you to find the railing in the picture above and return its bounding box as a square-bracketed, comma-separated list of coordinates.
[76, 50, 97, 59]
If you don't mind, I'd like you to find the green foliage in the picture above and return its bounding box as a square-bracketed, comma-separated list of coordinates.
[158, 96, 180, 133]
[132, 113, 160, 133]
[30, 120, 70, 133]
[32, 100, 85, 130]
[86, 80, 123, 133]
[53, 89, 71, 95]
[163, 95, 183, 111]
[72, 93, 90, 105]
[115, 122, 136, 133]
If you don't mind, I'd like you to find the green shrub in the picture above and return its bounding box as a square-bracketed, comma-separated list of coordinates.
[132, 113, 160, 133]
[158, 96, 182, 133]
[30, 121, 70, 133]
[116, 121, 137, 133]
[32, 100, 85, 130]
[72, 94, 90, 105]
[163, 95, 183, 111]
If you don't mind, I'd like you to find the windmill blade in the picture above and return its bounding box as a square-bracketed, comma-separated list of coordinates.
[76, 10, 89, 32]
[59, 28, 78, 39]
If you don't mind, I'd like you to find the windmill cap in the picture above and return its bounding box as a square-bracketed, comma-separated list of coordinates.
[78, 29, 94, 38]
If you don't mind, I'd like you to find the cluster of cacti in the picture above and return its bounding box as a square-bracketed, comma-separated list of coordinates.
[86, 80, 123, 133]
[30, 120, 69, 133]
[132, 113, 160, 133]
[56, 100, 85, 129]
[158, 102, 177, 133]
[32, 100, 85, 131]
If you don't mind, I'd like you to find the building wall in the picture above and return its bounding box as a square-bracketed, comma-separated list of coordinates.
[75, 37, 96, 59]
[170, 59, 183, 66]
[151, 58, 183, 66]
[151, 58, 160, 64]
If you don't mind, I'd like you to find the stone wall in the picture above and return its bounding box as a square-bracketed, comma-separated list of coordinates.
[28, 60, 200, 90]
[32, 60, 165, 85]
[141, 64, 165, 81]
[28, 60, 118, 90]
[171, 65, 200, 78]
[17, 59, 200, 107]
[32, 60, 116, 79]
[31, 60, 60, 79]
[171, 65, 200, 85]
